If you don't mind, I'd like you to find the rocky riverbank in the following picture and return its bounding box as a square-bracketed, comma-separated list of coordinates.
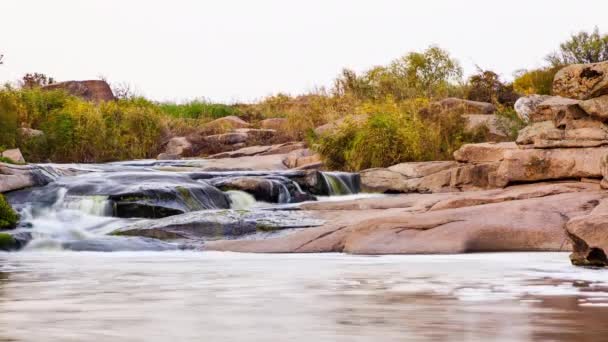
[3, 61, 608, 268]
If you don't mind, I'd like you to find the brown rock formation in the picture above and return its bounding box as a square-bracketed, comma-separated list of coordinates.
[43, 80, 115, 102]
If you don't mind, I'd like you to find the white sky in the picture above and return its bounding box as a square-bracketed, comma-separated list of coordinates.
[1, 0, 607, 103]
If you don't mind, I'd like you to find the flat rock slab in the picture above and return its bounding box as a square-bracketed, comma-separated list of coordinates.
[206, 182, 603, 254]
[113, 209, 325, 240]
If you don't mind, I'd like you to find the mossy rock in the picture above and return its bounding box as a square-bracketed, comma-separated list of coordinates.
[0, 233, 17, 251]
[0, 194, 18, 229]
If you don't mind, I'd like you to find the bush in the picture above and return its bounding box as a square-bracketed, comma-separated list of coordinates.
[312, 98, 486, 171]
[159, 100, 239, 120]
[0, 87, 167, 162]
[513, 67, 559, 95]
[0, 194, 18, 229]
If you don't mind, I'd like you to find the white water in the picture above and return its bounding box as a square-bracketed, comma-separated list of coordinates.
[0, 252, 607, 341]
[226, 190, 258, 209]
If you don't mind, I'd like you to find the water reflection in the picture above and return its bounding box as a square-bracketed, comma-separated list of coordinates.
[0, 252, 606, 341]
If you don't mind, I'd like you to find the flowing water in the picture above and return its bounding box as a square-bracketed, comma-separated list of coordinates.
[2, 161, 608, 340]
[0, 252, 607, 341]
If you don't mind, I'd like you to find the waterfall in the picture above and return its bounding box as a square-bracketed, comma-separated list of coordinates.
[226, 190, 257, 209]
[321, 172, 360, 196]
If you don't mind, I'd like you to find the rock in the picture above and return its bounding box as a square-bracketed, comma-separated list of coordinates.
[112, 209, 325, 240]
[387, 161, 459, 178]
[260, 118, 288, 131]
[0, 163, 56, 193]
[453, 142, 517, 163]
[259, 142, 306, 156]
[61, 236, 182, 252]
[516, 121, 564, 145]
[209, 145, 273, 159]
[187, 154, 290, 171]
[314, 115, 368, 136]
[32, 172, 231, 219]
[495, 147, 608, 187]
[360, 161, 497, 193]
[209, 176, 315, 203]
[156, 153, 182, 160]
[579, 95, 608, 121]
[514, 95, 552, 122]
[462, 114, 508, 140]
[42, 80, 115, 102]
[430, 98, 496, 115]
[0, 149, 25, 164]
[204, 132, 249, 146]
[566, 199, 608, 267]
[160, 137, 193, 158]
[204, 116, 250, 132]
[516, 120, 608, 148]
[0, 231, 32, 251]
[283, 149, 320, 169]
[205, 182, 603, 254]
[18, 128, 44, 139]
[531, 96, 585, 124]
[553, 61, 608, 100]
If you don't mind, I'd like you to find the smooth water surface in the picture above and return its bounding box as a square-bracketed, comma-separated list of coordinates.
[0, 252, 607, 341]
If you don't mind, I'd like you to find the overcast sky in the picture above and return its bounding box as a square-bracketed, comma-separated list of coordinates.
[1, 0, 607, 103]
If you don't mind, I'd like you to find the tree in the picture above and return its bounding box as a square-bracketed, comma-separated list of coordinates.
[547, 27, 608, 66]
[333, 46, 462, 100]
[21, 73, 55, 88]
[391, 46, 463, 98]
[467, 69, 519, 106]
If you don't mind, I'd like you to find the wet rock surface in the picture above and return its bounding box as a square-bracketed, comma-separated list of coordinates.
[113, 209, 325, 241]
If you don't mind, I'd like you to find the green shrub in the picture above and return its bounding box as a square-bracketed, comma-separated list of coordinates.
[513, 67, 559, 95]
[159, 100, 239, 120]
[0, 194, 18, 229]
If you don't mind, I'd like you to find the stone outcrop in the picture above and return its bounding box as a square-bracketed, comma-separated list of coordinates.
[553, 61, 608, 100]
[204, 182, 602, 254]
[0, 162, 53, 193]
[359, 160, 499, 193]
[42, 80, 115, 102]
[453, 142, 517, 163]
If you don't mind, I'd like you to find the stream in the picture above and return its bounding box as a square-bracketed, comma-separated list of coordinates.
[1, 160, 608, 341]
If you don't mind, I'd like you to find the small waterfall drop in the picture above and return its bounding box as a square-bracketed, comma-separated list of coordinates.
[226, 190, 257, 209]
[321, 172, 360, 196]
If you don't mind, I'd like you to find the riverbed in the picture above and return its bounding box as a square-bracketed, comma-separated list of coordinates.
[0, 252, 607, 341]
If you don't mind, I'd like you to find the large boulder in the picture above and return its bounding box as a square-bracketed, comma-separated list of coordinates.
[430, 98, 496, 115]
[579, 95, 608, 121]
[531, 96, 585, 124]
[0, 149, 25, 164]
[18, 128, 44, 139]
[566, 198, 608, 267]
[495, 147, 608, 187]
[42, 80, 115, 102]
[553, 61, 608, 100]
[283, 149, 322, 169]
[514, 95, 552, 122]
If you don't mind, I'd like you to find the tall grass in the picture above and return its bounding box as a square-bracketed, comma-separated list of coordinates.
[158, 100, 239, 120]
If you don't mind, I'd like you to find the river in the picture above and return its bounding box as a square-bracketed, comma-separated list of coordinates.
[0, 252, 607, 341]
